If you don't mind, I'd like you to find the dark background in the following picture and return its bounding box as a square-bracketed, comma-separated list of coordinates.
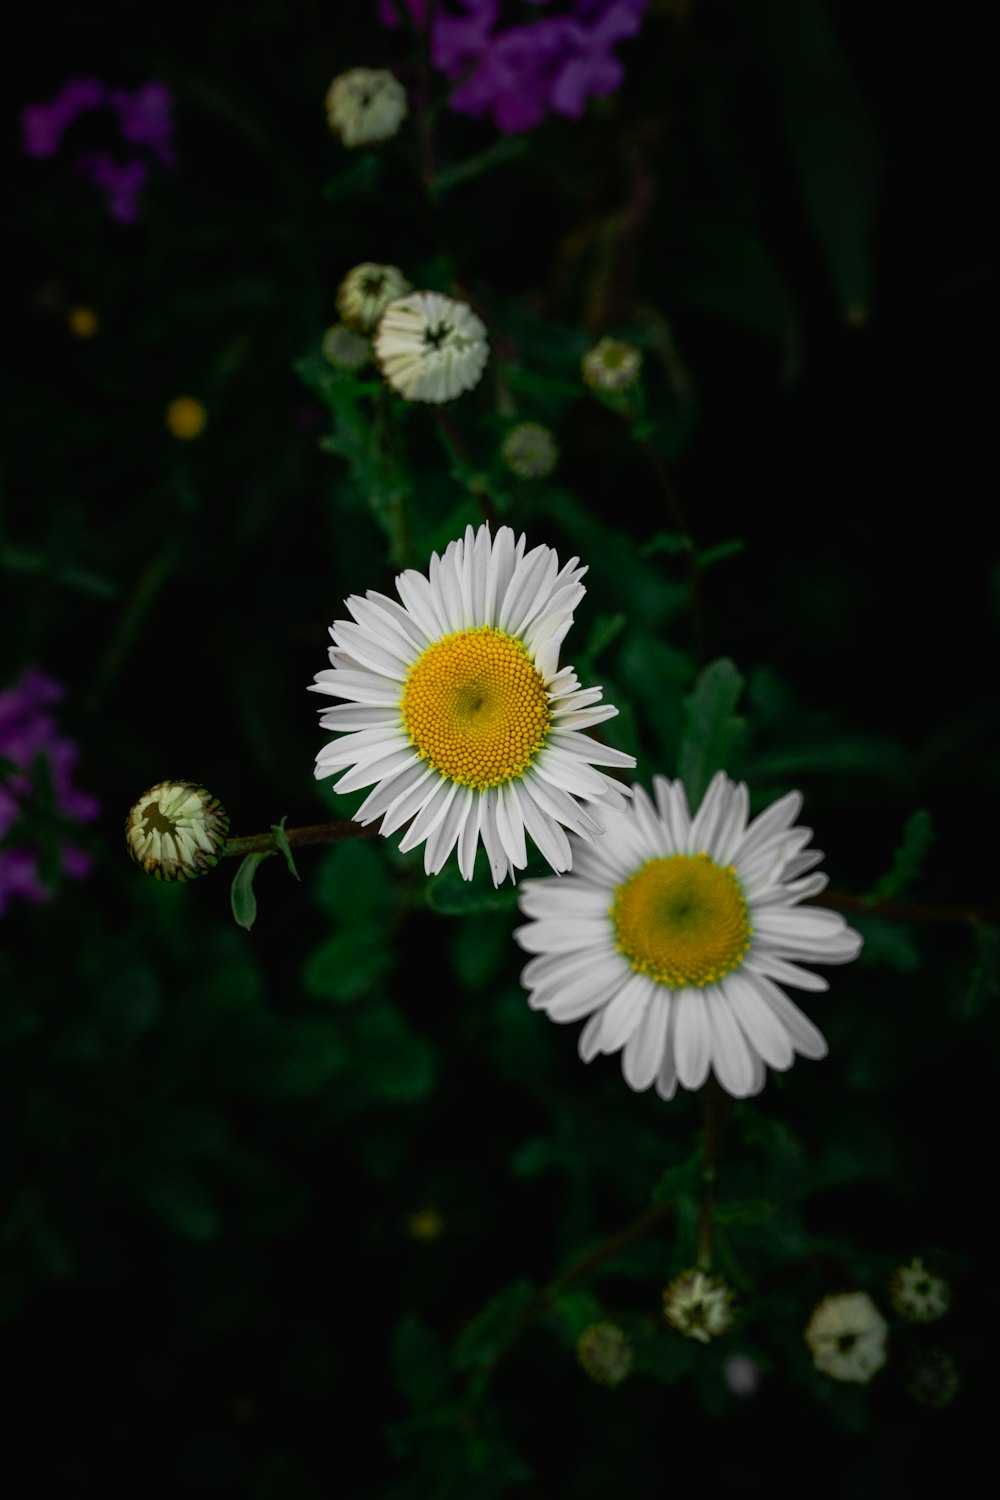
[4, 2, 995, 1493]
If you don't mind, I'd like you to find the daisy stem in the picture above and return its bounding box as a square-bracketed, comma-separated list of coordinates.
[811, 892, 1000, 927]
[637, 435, 706, 665]
[432, 407, 500, 530]
[221, 820, 380, 858]
[696, 1077, 732, 1271]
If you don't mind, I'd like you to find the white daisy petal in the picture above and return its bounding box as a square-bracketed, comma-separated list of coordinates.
[512, 781, 573, 873]
[515, 771, 861, 1100]
[621, 989, 670, 1091]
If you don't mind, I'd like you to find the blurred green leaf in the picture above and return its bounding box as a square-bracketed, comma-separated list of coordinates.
[455, 1280, 535, 1370]
[426, 871, 518, 915]
[651, 1149, 704, 1204]
[429, 137, 529, 198]
[302, 928, 392, 1004]
[231, 851, 274, 931]
[141, 1168, 220, 1241]
[550, 1291, 602, 1342]
[639, 532, 692, 559]
[964, 924, 1000, 1018]
[313, 838, 395, 926]
[451, 913, 509, 990]
[696, 539, 745, 573]
[394, 1316, 453, 1413]
[678, 658, 746, 804]
[354, 1002, 436, 1102]
[869, 809, 933, 901]
[852, 913, 920, 972]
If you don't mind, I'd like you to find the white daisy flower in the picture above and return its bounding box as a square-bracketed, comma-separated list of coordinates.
[889, 1258, 951, 1324]
[805, 1292, 888, 1384]
[325, 68, 408, 148]
[514, 771, 863, 1100]
[309, 523, 635, 885]
[663, 1268, 736, 1343]
[582, 336, 642, 394]
[337, 262, 411, 333]
[374, 291, 489, 404]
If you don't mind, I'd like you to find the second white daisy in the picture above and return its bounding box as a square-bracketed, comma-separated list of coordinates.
[310, 523, 635, 884]
[514, 771, 863, 1099]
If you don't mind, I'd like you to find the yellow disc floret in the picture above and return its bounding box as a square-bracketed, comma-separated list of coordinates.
[400, 626, 550, 790]
[610, 853, 752, 988]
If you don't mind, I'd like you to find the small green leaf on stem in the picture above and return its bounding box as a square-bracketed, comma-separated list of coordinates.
[231, 851, 274, 931]
[869, 809, 933, 902]
[678, 658, 746, 805]
[270, 815, 301, 881]
[696, 539, 746, 573]
[455, 1280, 535, 1370]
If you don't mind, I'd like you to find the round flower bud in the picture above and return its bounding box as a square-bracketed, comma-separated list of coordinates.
[126, 781, 229, 881]
[325, 68, 407, 148]
[337, 262, 411, 333]
[321, 324, 370, 371]
[576, 1322, 633, 1386]
[500, 421, 559, 480]
[582, 336, 642, 395]
[166, 396, 207, 440]
[374, 291, 489, 404]
[663, 1269, 735, 1344]
[906, 1348, 960, 1409]
[889, 1258, 951, 1324]
[804, 1291, 888, 1384]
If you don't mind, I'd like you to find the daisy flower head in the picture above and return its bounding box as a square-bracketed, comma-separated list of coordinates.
[126, 780, 229, 881]
[889, 1258, 951, 1324]
[500, 421, 559, 480]
[325, 68, 408, 148]
[582, 336, 642, 395]
[309, 523, 636, 885]
[663, 1268, 736, 1343]
[337, 262, 411, 333]
[514, 771, 863, 1100]
[374, 291, 489, 404]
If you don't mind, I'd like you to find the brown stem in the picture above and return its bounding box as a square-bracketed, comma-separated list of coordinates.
[810, 891, 1000, 927]
[222, 820, 380, 858]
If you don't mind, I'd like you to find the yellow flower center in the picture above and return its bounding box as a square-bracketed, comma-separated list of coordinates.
[400, 626, 550, 790]
[610, 854, 752, 988]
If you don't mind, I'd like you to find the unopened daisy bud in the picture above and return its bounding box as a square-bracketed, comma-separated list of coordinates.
[374, 291, 489, 404]
[321, 324, 370, 371]
[576, 1322, 633, 1386]
[337, 262, 411, 333]
[325, 68, 407, 148]
[906, 1348, 960, 1409]
[166, 396, 207, 440]
[67, 305, 99, 338]
[126, 781, 229, 881]
[804, 1292, 888, 1384]
[582, 336, 642, 395]
[500, 421, 559, 480]
[663, 1269, 735, 1343]
[889, 1258, 951, 1324]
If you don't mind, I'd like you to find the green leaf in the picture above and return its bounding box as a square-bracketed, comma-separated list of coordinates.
[455, 1280, 535, 1370]
[696, 539, 745, 573]
[852, 913, 920, 972]
[270, 815, 300, 881]
[677, 658, 746, 804]
[230, 851, 274, 931]
[312, 839, 395, 925]
[354, 1003, 436, 1102]
[631, 1331, 697, 1384]
[393, 1316, 452, 1413]
[426, 871, 518, 915]
[964, 924, 1000, 1019]
[550, 1291, 602, 1342]
[869, 809, 933, 901]
[639, 532, 693, 559]
[141, 1168, 220, 1240]
[429, 136, 529, 197]
[302, 928, 392, 1004]
[715, 1197, 774, 1226]
[651, 1149, 704, 1204]
[451, 913, 508, 990]
[583, 611, 627, 663]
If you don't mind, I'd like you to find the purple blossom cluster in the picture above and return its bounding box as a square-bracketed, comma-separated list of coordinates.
[0, 670, 99, 917]
[22, 78, 175, 224]
[378, 0, 648, 133]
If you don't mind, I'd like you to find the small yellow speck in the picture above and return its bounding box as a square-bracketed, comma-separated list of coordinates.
[407, 1209, 444, 1242]
[68, 306, 99, 339]
[166, 396, 207, 440]
[845, 304, 869, 328]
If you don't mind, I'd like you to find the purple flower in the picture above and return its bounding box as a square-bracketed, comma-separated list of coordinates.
[0, 668, 99, 917]
[21, 76, 175, 224]
[378, 1, 648, 132]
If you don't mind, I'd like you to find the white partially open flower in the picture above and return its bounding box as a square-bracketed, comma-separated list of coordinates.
[515, 771, 862, 1099]
[805, 1292, 888, 1384]
[309, 523, 635, 885]
[663, 1269, 735, 1343]
[325, 68, 408, 148]
[889, 1258, 951, 1323]
[582, 336, 642, 394]
[337, 262, 411, 333]
[374, 291, 488, 404]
